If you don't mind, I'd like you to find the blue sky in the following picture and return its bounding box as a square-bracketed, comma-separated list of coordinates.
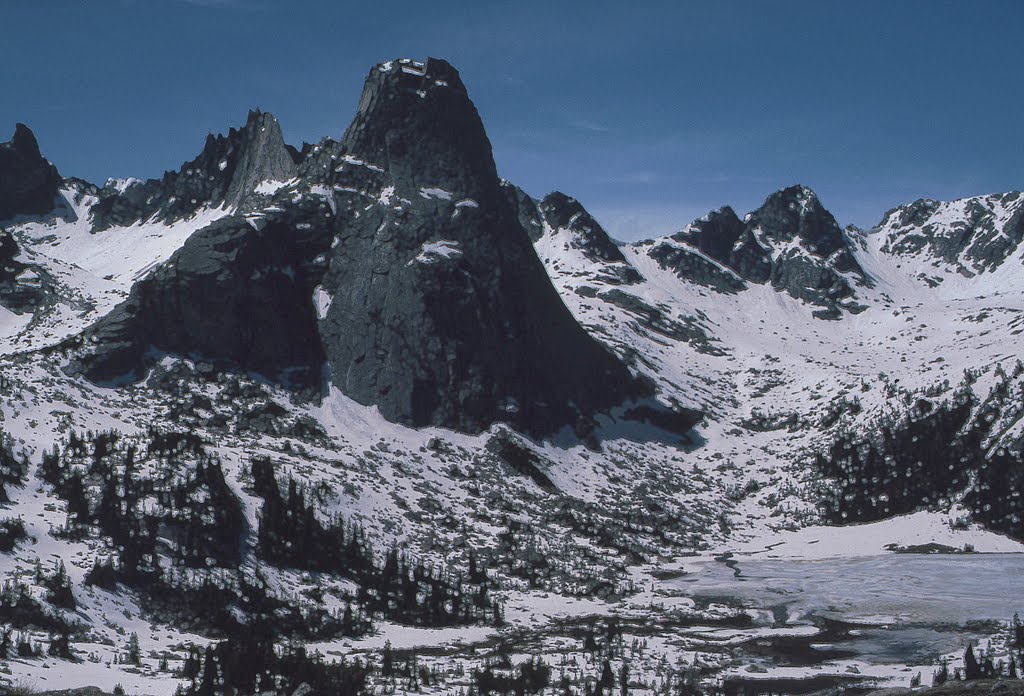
[2, 0, 1021, 239]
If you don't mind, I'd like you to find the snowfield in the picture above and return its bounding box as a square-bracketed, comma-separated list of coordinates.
[0, 182, 1022, 694]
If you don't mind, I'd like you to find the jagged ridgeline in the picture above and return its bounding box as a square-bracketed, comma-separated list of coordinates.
[29, 428, 500, 640]
[642, 185, 870, 319]
[68, 57, 660, 437]
[89, 109, 299, 230]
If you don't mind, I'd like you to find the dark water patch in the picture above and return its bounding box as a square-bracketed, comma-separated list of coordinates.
[722, 673, 868, 695]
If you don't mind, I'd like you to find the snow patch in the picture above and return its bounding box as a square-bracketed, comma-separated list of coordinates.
[103, 177, 141, 193]
[337, 155, 384, 174]
[314, 285, 333, 320]
[419, 187, 453, 201]
[254, 178, 298, 195]
[407, 240, 463, 266]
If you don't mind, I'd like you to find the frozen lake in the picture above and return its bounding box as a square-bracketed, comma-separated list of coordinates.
[674, 553, 1024, 625]
[671, 553, 1024, 664]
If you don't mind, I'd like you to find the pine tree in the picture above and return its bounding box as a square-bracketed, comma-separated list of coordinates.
[965, 644, 981, 680]
[197, 646, 217, 696]
[599, 659, 615, 695]
[48, 629, 72, 659]
[127, 632, 141, 666]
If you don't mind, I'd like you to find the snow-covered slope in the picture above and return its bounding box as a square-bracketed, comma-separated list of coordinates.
[0, 60, 1021, 695]
[873, 191, 1024, 285]
[1, 182, 233, 353]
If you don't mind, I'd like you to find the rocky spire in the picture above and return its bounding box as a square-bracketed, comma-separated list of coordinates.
[317, 57, 650, 435]
[339, 58, 498, 201]
[224, 109, 297, 207]
[90, 109, 296, 229]
[0, 123, 61, 221]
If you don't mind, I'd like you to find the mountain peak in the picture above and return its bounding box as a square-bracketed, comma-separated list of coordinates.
[236, 108, 280, 138]
[538, 191, 641, 282]
[0, 122, 60, 221]
[750, 185, 849, 253]
[788, 183, 818, 200]
[370, 57, 465, 90]
[319, 57, 650, 434]
[757, 184, 823, 219]
[10, 123, 42, 157]
[878, 197, 941, 229]
[877, 191, 1024, 275]
[78, 57, 651, 437]
[645, 186, 868, 316]
[341, 57, 497, 200]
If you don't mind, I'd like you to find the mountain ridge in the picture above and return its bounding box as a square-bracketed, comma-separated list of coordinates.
[55, 57, 661, 438]
[0, 56, 1022, 695]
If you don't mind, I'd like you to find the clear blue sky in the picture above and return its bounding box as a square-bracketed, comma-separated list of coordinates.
[2, 0, 1021, 239]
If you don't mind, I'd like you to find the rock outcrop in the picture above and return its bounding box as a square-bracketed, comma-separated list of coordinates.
[0, 124, 61, 221]
[645, 185, 868, 317]
[877, 191, 1024, 277]
[537, 192, 643, 284]
[317, 58, 649, 434]
[74, 198, 334, 390]
[0, 229, 49, 313]
[645, 207, 749, 293]
[90, 110, 297, 229]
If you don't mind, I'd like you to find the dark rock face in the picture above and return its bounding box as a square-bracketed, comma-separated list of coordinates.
[645, 186, 868, 316]
[0, 229, 51, 314]
[645, 241, 748, 294]
[646, 207, 749, 293]
[317, 57, 649, 434]
[90, 110, 296, 229]
[74, 57, 652, 437]
[669, 206, 746, 266]
[502, 182, 546, 242]
[751, 186, 868, 318]
[74, 198, 334, 389]
[0, 124, 61, 221]
[879, 191, 1024, 276]
[536, 191, 644, 284]
[294, 137, 344, 185]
